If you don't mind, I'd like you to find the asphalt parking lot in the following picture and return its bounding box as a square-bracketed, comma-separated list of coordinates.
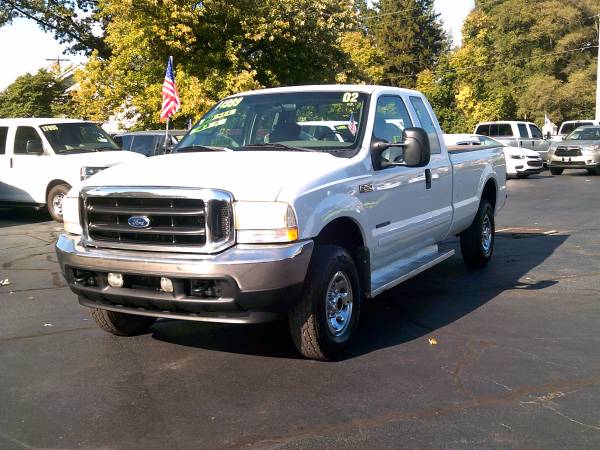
[1, 171, 600, 449]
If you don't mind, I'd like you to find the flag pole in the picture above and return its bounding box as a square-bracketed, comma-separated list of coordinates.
[165, 117, 170, 153]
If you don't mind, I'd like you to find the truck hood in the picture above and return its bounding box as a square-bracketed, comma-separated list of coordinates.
[81, 151, 355, 201]
[56, 150, 144, 167]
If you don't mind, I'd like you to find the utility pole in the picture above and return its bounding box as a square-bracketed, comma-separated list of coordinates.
[45, 56, 70, 72]
[596, 16, 600, 121]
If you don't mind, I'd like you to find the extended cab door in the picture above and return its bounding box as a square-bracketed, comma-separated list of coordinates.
[528, 123, 550, 159]
[0, 126, 10, 201]
[5, 126, 50, 203]
[367, 94, 451, 271]
[517, 123, 533, 149]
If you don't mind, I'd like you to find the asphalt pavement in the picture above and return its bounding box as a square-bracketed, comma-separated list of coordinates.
[1, 171, 600, 449]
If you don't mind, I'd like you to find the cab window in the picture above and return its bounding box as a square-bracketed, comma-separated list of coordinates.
[517, 124, 529, 138]
[0, 127, 7, 154]
[373, 96, 413, 165]
[409, 96, 441, 154]
[475, 124, 490, 136]
[529, 124, 543, 139]
[14, 126, 43, 155]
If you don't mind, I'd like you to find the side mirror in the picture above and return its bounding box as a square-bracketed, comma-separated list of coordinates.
[26, 140, 44, 155]
[371, 127, 431, 169]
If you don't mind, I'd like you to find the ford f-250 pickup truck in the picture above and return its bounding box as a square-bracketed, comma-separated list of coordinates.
[56, 85, 507, 360]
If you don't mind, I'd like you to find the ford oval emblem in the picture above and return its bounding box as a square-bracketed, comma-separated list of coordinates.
[128, 215, 151, 228]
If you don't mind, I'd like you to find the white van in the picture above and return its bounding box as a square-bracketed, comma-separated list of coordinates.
[474, 121, 550, 163]
[0, 118, 143, 221]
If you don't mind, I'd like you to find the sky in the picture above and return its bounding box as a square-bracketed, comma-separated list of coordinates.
[0, 0, 475, 91]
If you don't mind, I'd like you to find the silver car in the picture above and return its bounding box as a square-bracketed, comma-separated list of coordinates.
[547, 126, 600, 175]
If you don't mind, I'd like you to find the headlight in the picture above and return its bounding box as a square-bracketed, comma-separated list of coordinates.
[581, 145, 600, 153]
[234, 202, 298, 244]
[510, 155, 525, 159]
[63, 195, 82, 235]
[80, 166, 106, 181]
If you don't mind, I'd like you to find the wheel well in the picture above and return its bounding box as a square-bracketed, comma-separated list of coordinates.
[314, 217, 369, 295]
[314, 217, 364, 255]
[46, 180, 71, 202]
[481, 179, 497, 211]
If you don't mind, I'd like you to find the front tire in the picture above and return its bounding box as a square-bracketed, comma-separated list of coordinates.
[550, 168, 563, 175]
[47, 183, 71, 222]
[91, 308, 156, 336]
[288, 245, 361, 361]
[460, 200, 495, 268]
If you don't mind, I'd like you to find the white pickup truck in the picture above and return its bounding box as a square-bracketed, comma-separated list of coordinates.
[0, 118, 143, 221]
[56, 85, 507, 360]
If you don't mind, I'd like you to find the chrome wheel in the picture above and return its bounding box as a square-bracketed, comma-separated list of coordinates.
[52, 192, 65, 217]
[481, 215, 493, 256]
[325, 271, 353, 337]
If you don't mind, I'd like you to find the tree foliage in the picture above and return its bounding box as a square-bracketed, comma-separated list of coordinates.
[373, 0, 447, 88]
[419, 0, 600, 132]
[71, 0, 360, 129]
[0, 69, 68, 118]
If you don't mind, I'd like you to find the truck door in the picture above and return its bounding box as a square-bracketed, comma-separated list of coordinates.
[517, 123, 533, 149]
[528, 123, 550, 159]
[6, 126, 49, 203]
[408, 95, 453, 243]
[0, 126, 10, 201]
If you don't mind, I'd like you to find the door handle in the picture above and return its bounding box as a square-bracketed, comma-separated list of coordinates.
[425, 169, 432, 189]
[10, 157, 13, 168]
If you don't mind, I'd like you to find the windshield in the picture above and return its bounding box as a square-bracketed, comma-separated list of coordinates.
[560, 122, 593, 135]
[565, 127, 600, 141]
[176, 91, 368, 154]
[40, 123, 120, 154]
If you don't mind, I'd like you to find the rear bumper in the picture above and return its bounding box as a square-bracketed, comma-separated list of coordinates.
[56, 234, 313, 323]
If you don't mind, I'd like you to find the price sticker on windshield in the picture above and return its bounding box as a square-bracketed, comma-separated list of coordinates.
[40, 125, 59, 132]
[217, 97, 243, 110]
[342, 92, 359, 103]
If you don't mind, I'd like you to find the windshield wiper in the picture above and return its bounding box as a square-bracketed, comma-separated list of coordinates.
[175, 145, 232, 153]
[240, 143, 316, 152]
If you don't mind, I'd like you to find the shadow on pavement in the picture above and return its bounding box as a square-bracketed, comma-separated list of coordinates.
[151, 232, 568, 360]
[0, 207, 51, 227]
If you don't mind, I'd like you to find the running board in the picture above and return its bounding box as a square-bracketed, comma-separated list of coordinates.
[369, 249, 455, 298]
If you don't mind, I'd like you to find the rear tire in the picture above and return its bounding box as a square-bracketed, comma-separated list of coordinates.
[91, 308, 156, 336]
[550, 168, 563, 175]
[460, 200, 495, 268]
[47, 183, 71, 222]
[288, 245, 361, 361]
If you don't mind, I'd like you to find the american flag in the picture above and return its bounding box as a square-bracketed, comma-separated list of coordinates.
[160, 56, 180, 122]
[348, 112, 357, 136]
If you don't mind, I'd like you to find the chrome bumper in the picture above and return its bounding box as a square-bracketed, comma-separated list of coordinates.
[56, 234, 313, 323]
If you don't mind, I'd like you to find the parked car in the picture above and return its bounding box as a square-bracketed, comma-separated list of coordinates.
[0, 118, 143, 221]
[474, 121, 550, 163]
[547, 126, 600, 175]
[551, 120, 600, 142]
[444, 133, 542, 178]
[56, 85, 506, 360]
[113, 130, 187, 156]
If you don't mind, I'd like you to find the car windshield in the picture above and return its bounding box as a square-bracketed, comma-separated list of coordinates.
[40, 123, 120, 153]
[176, 91, 368, 154]
[565, 127, 600, 141]
[560, 122, 593, 135]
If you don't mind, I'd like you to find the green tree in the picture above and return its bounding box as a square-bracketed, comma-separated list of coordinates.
[71, 0, 358, 129]
[0, 69, 68, 118]
[373, 0, 447, 88]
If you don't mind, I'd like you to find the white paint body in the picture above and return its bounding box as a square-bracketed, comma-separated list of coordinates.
[0, 118, 143, 205]
[67, 86, 507, 291]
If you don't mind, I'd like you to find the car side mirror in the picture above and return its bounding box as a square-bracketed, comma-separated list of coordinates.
[26, 140, 44, 155]
[371, 127, 431, 169]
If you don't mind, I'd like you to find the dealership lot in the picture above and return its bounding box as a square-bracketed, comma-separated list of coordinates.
[1, 172, 600, 449]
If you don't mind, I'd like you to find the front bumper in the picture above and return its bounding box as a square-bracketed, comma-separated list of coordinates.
[548, 155, 599, 169]
[56, 234, 313, 323]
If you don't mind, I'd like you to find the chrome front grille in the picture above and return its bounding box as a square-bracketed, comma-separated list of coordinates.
[81, 187, 234, 253]
[555, 146, 581, 157]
